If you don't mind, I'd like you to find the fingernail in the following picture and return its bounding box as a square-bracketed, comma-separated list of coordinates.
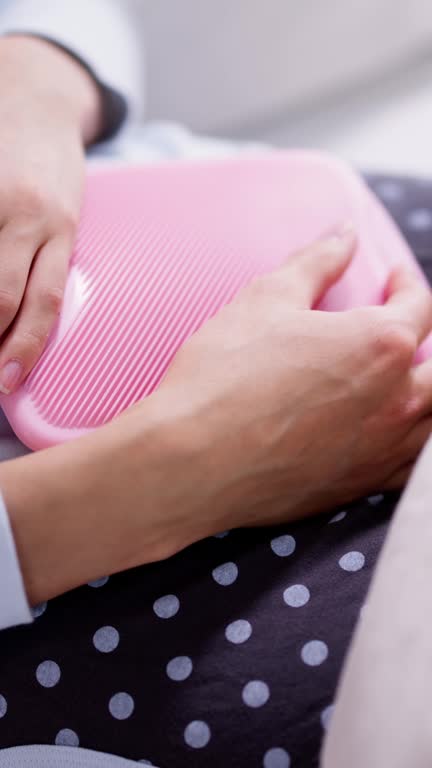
[326, 222, 356, 252]
[0, 360, 23, 395]
[337, 220, 355, 239]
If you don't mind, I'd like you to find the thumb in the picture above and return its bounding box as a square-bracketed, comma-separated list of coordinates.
[277, 224, 357, 309]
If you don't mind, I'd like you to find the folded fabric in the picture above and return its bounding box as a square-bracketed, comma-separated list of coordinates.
[0, 745, 156, 767]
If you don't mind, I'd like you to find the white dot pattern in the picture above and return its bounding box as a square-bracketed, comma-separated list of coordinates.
[242, 680, 270, 708]
[166, 656, 193, 681]
[301, 640, 328, 666]
[406, 208, 432, 231]
[270, 535, 296, 557]
[109, 692, 135, 720]
[283, 585, 310, 608]
[36, 661, 61, 688]
[368, 494, 384, 506]
[321, 704, 334, 730]
[88, 576, 109, 588]
[93, 626, 120, 653]
[339, 551, 365, 572]
[212, 562, 238, 586]
[263, 747, 291, 768]
[375, 180, 404, 202]
[153, 594, 180, 619]
[328, 511, 346, 524]
[32, 602, 47, 619]
[225, 619, 252, 644]
[184, 720, 211, 748]
[55, 728, 79, 747]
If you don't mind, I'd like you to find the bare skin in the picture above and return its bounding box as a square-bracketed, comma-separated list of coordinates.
[0, 36, 102, 394]
[2, 229, 432, 606]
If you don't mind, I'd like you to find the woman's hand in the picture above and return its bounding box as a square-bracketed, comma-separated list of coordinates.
[155, 226, 432, 529]
[4, 227, 432, 605]
[0, 36, 102, 394]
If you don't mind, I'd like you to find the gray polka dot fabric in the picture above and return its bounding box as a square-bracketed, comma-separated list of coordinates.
[0, 174, 429, 767]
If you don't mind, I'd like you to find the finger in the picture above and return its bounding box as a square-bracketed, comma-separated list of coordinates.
[275, 224, 357, 309]
[0, 236, 70, 394]
[397, 416, 432, 462]
[410, 359, 432, 416]
[384, 267, 432, 345]
[379, 417, 432, 493]
[0, 222, 38, 335]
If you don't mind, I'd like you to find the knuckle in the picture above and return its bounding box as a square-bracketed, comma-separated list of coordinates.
[398, 394, 422, 422]
[385, 393, 421, 429]
[14, 183, 47, 219]
[52, 205, 79, 237]
[371, 321, 416, 366]
[12, 184, 78, 236]
[0, 288, 19, 320]
[38, 284, 64, 316]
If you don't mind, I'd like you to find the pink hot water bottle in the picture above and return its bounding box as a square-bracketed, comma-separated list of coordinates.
[2, 151, 431, 449]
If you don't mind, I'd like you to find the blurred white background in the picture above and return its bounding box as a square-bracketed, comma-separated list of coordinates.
[126, 0, 432, 176]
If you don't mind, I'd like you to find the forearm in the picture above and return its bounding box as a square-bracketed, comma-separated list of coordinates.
[322, 437, 432, 768]
[0, 395, 209, 607]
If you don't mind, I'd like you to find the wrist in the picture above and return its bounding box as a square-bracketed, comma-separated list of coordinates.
[0, 392, 216, 605]
[0, 35, 103, 144]
[0, 436, 115, 605]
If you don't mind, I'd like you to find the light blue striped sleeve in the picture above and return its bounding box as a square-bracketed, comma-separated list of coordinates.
[0, 490, 32, 631]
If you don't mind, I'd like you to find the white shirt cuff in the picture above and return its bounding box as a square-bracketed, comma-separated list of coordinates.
[0, 0, 145, 124]
[0, 491, 32, 630]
